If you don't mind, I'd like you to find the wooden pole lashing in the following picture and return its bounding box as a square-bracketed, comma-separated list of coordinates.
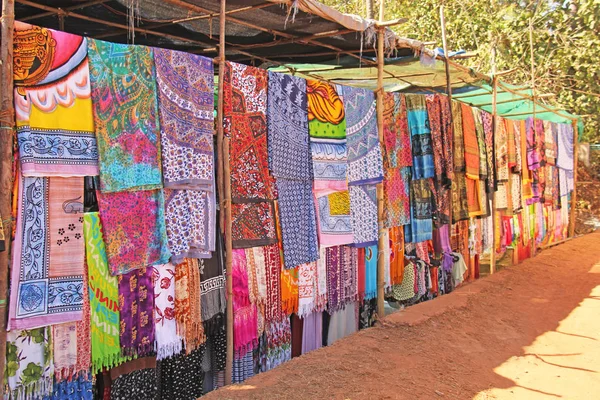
[375, 0, 385, 319]
[0, 0, 15, 395]
[216, 0, 234, 387]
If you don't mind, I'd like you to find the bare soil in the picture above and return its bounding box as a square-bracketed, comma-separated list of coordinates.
[205, 232, 600, 399]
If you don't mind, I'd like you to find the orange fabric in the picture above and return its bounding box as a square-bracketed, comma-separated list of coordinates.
[389, 226, 405, 285]
[466, 178, 485, 217]
[506, 119, 517, 168]
[461, 104, 480, 180]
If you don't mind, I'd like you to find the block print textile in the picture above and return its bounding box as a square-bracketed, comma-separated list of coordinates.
[349, 184, 378, 247]
[231, 201, 277, 249]
[151, 263, 183, 361]
[9, 176, 85, 330]
[316, 190, 353, 246]
[97, 189, 170, 275]
[383, 167, 411, 228]
[382, 92, 412, 169]
[405, 178, 433, 243]
[14, 22, 99, 177]
[154, 48, 214, 189]
[405, 94, 434, 179]
[87, 39, 163, 192]
[341, 85, 384, 185]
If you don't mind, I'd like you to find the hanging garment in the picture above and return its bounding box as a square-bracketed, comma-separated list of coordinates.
[88, 39, 162, 192]
[244, 247, 268, 311]
[84, 212, 126, 374]
[349, 184, 379, 247]
[47, 373, 93, 400]
[389, 226, 405, 285]
[307, 80, 347, 193]
[9, 176, 85, 330]
[175, 258, 205, 353]
[405, 178, 433, 243]
[301, 311, 323, 354]
[263, 244, 283, 324]
[52, 323, 78, 381]
[281, 266, 299, 316]
[96, 189, 170, 275]
[452, 100, 465, 173]
[326, 246, 344, 312]
[152, 263, 183, 360]
[154, 48, 214, 189]
[383, 92, 412, 169]
[157, 346, 205, 400]
[474, 109, 488, 179]
[342, 85, 384, 185]
[382, 166, 411, 228]
[262, 319, 291, 372]
[479, 110, 495, 193]
[232, 250, 258, 354]
[364, 245, 377, 300]
[392, 262, 416, 301]
[461, 103, 480, 180]
[316, 190, 353, 246]
[326, 302, 358, 346]
[231, 201, 277, 249]
[298, 261, 318, 317]
[557, 123, 574, 171]
[199, 234, 226, 328]
[405, 94, 434, 179]
[6, 328, 54, 400]
[76, 257, 91, 376]
[14, 23, 99, 177]
[110, 367, 158, 400]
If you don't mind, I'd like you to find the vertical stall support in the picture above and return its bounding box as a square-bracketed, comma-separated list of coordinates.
[216, 0, 234, 387]
[490, 75, 498, 274]
[0, 0, 15, 395]
[375, 1, 386, 319]
[569, 119, 578, 238]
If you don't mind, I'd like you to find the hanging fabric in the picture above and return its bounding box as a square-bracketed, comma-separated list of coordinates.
[405, 94, 434, 179]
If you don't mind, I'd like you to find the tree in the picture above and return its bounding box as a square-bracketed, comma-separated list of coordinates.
[322, 0, 600, 142]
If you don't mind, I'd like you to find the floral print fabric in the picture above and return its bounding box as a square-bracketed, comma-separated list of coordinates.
[152, 263, 182, 360]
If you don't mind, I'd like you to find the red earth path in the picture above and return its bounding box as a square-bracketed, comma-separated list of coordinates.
[206, 232, 600, 399]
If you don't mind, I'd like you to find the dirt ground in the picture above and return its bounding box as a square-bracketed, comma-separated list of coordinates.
[205, 231, 600, 400]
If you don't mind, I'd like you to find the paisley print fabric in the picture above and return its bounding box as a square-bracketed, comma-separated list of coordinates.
[97, 189, 170, 275]
[164, 188, 215, 263]
[316, 190, 353, 246]
[9, 176, 85, 330]
[87, 39, 163, 192]
[341, 85, 384, 185]
[349, 184, 378, 247]
[383, 92, 412, 169]
[154, 48, 214, 189]
[14, 22, 99, 177]
[231, 201, 277, 249]
[118, 267, 155, 357]
[383, 167, 411, 228]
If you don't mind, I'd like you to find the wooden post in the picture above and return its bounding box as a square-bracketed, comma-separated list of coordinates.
[0, 0, 15, 395]
[216, 0, 234, 386]
[568, 119, 578, 237]
[489, 43, 498, 273]
[529, 18, 537, 256]
[375, 0, 385, 319]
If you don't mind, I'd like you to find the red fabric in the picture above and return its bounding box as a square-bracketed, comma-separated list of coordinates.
[357, 248, 366, 302]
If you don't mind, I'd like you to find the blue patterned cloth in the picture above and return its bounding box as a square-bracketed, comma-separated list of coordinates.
[341, 85, 383, 185]
[405, 178, 433, 243]
[43, 374, 93, 400]
[405, 94, 435, 179]
[349, 184, 378, 247]
[365, 245, 377, 300]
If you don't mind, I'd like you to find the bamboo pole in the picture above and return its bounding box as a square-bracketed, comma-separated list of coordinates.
[529, 18, 537, 257]
[217, 0, 234, 386]
[569, 119, 578, 237]
[490, 74, 498, 274]
[375, 0, 385, 319]
[0, 0, 15, 395]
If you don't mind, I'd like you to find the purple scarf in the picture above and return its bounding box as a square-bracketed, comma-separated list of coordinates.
[326, 246, 342, 312]
[118, 267, 155, 357]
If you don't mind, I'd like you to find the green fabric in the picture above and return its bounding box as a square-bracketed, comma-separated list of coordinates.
[309, 118, 346, 140]
[84, 212, 127, 374]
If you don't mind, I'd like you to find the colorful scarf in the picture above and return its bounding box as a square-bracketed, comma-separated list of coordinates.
[232, 249, 258, 353]
[52, 323, 78, 380]
[391, 262, 416, 301]
[276, 179, 319, 268]
[14, 23, 99, 177]
[47, 373, 93, 400]
[6, 328, 54, 400]
[97, 189, 170, 275]
[175, 258, 205, 353]
[365, 245, 377, 300]
[439, 95, 455, 180]
[244, 247, 268, 307]
[405, 178, 433, 243]
[342, 85, 384, 185]
[164, 188, 215, 262]
[512, 120, 523, 173]
[461, 104, 480, 180]
[425, 94, 444, 180]
[87, 39, 162, 192]
[383, 166, 411, 228]
[267, 72, 313, 180]
[405, 94, 434, 179]
[526, 118, 544, 171]
[383, 92, 412, 169]
[316, 190, 353, 246]
[76, 258, 91, 376]
[545, 122, 558, 166]
[154, 48, 214, 189]
[506, 117, 517, 168]
[152, 263, 183, 360]
[452, 100, 465, 173]
[452, 172, 470, 222]
[231, 201, 277, 248]
[9, 176, 85, 330]
[199, 234, 226, 327]
[350, 184, 379, 247]
[297, 261, 317, 317]
[466, 177, 485, 217]
[84, 212, 125, 374]
[557, 123, 574, 172]
[225, 62, 276, 202]
[307, 80, 347, 194]
[389, 226, 405, 285]
[343, 246, 359, 305]
[480, 110, 495, 193]
[118, 267, 155, 357]
[357, 248, 366, 301]
[281, 266, 299, 316]
[316, 247, 328, 311]
[263, 244, 283, 324]
[325, 245, 342, 312]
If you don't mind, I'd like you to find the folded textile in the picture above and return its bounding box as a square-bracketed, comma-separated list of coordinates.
[9, 176, 85, 330]
[14, 23, 99, 177]
[154, 48, 214, 189]
[276, 179, 319, 268]
[405, 94, 434, 179]
[175, 258, 205, 353]
[84, 212, 126, 374]
[88, 39, 162, 192]
[6, 328, 54, 400]
[118, 267, 155, 357]
[316, 190, 353, 246]
[350, 184, 379, 247]
[342, 85, 384, 185]
[152, 263, 183, 360]
[307, 80, 348, 194]
[97, 189, 170, 275]
[231, 201, 277, 248]
[164, 188, 215, 263]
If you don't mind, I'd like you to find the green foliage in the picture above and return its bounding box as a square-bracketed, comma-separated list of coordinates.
[322, 0, 600, 141]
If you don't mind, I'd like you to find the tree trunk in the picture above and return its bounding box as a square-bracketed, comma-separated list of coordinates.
[365, 0, 374, 19]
